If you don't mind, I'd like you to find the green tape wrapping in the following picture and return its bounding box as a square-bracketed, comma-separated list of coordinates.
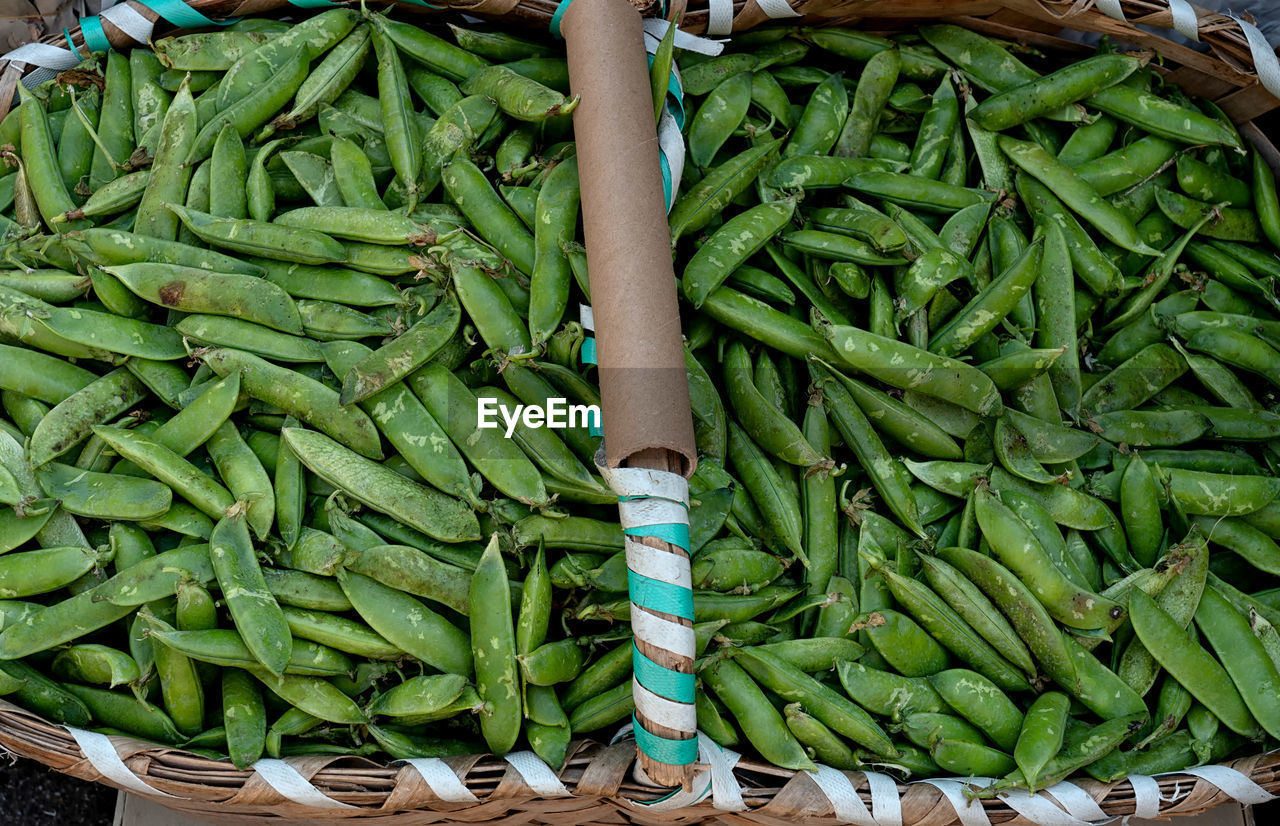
[550, 0, 574, 39]
[633, 641, 696, 703]
[628, 570, 694, 620]
[78, 17, 109, 54]
[625, 522, 690, 551]
[135, 0, 235, 29]
[633, 714, 698, 764]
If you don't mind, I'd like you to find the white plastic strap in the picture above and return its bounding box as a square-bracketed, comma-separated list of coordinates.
[400, 757, 479, 803]
[101, 3, 156, 45]
[599, 465, 689, 503]
[865, 771, 903, 826]
[643, 18, 726, 57]
[251, 759, 356, 809]
[579, 304, 594, 331]
[625, 538, 692, 586]
[1128, 773, 1163, 820]
[630, 605, 697, 658]
[810, 766, 877, 826]
[1044, 781, 1109, 823]
[996, 788, 1095, 826]
[3, 43, 80, 71]
[658, 105, 686, 209]
[1226, 13, 1280, 101]
[634, 680, 696, 733]
[755, 0, 802, 19]
[706, 0, 734, 36]
[66, 728, 180, 800]
[705, 736, 744, 811]
[1167, 765, 1278, 806]
[618, 497, 688, 531]
[915, 779, 992, 826]
[1166, 0, 1199, 42]
[504, 751, 571, 797]
[1094, 0, 1126, 21]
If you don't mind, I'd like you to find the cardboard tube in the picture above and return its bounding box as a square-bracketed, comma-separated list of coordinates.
[562, 0, 698, 478]
[562, 0, 698, 789]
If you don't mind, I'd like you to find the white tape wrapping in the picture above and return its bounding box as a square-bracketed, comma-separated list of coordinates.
[643, 18, 726, 56]
[504, 751, 571, 797]
[914, 779, 992, 826]
[1043, 781, 1108, 823]
[66, 728, 181, 800]
[707, 0, 734, 36]
[625, 538, 692, 587]
[1227, 14, 1280, 101]
[1093, 0, 1126, 21]
[634, 679, 696, 734]
[658, 105, 685, 209]
[630, 604, 697, 660]
[866, 771, 903, 826]
[579, 304, 594, 331]
[809, 766, 877, 826]
[992, 788, 1096, 826]
[1166, 0, 1199, 42]
[100, 3, 156, 45]
[618, 496, 687, 532]
[1170, 764, 1278, 806]
[400, 757, 479, 803]
[4, 43, 81, 72]
[599, 465, 689, 503]
[252, 759, 356, 809]
[754, 0, 803, 20]
[627, 732, 745, 811]
[1128, 773, 1163, 821]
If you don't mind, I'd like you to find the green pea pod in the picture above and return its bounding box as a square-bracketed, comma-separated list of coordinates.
[1132, 588, 1260, 737]
[203, 348, 382, 460]
[972, 54, 1141, 131]
[670, 138, 782, 242]
[1252, 150, 1280, 250]
[17, 88, 86, 233]
[167, 204, 346, 265]
[35, 463, 170, 522]
[930, 237, 1044, 358]
[726, 422, 805, 563]
[409, 364, 548, 507]
[683, 199, 796, 308]
[1018, 174, 1121, 297]
[469, 536, 521, 753]
[835, 48, 899, 158]
[937, 546, 1076, 690]
[283, 427, 479, 543]
[442, 158, 535, 276]
[64, 684, 184, 744]
[50, 644, 140, 688]
[820, 322, 1002, 416]
[211, 510, 292, 675]
[1013, 691, 1070, 792]
[1087, 83, 1242, 149]
[528, 157, 580, 345]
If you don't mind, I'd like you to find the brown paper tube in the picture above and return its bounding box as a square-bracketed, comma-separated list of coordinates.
[562, 0, 698, 789]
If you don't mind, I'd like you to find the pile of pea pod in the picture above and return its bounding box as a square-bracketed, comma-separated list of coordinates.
[658, 22, 1280, 790]
[3, 3, 1280, 799]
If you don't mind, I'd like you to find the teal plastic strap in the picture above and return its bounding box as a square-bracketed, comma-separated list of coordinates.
[63, 28, 82, 58]
[628, 570, 694, 620]
[286, 0, 342, 7]
[633, 642, 696, 703]
[580, 336, 597, 366]
[625, 522, 689, 551]
[79, 16, 110, 54]
[135, 0, 235, 28]
[549, 0, 573, 38]
[659, 155, 673, 213]
[633, 714, 698, 765]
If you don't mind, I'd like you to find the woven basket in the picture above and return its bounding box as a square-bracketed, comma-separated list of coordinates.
[2, 2, 1280, 824]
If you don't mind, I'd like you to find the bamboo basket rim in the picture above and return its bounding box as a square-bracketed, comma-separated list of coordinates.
[1, 1, 1279, 823]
